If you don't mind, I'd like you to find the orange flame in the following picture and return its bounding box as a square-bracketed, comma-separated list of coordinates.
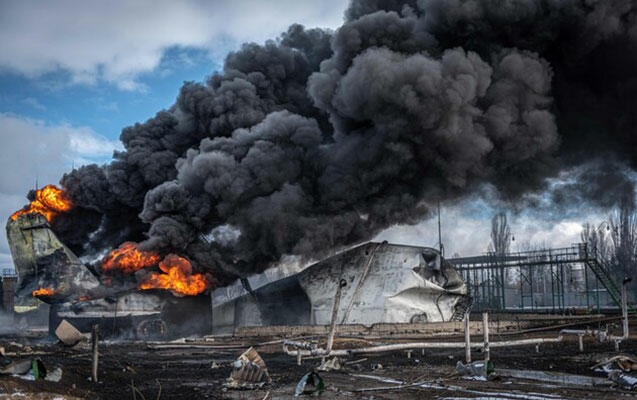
[32, 287, 55, 297]
[139, 254, 209, 296]
[11, 184, 73, 222]
[101, 242, 162, 274]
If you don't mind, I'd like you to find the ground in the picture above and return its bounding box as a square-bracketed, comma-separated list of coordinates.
[1, 320, 637, 399]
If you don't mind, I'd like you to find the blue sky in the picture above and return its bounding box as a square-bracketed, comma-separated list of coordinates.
[0, 46, 221, 140]
[0, 0, 599, 269]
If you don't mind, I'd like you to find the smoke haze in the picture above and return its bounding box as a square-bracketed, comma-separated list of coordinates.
[48, 0, 637, 283]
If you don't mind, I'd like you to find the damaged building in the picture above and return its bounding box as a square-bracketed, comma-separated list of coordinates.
[6, 213, 211, 338]
[7, 212, 471, 338]
[211, 241, 471, 334]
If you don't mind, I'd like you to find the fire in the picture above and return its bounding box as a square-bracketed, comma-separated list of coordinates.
[101, 242, 162, 274]
[11, 185, 73, 222]
[32, 288, 55, 297]
[139, 254, 209, 296]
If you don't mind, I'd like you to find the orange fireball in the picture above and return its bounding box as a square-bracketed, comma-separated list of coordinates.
[32, 287, 55, 297]
[11, 185, 73, 222]
[139, 254, 209, 296]
[101, 242, 162, 274]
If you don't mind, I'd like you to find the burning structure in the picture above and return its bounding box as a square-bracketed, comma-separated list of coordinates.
[6, 201, 469, 336]
[6, 0, 637, 338]
[6, 190, 212, 338]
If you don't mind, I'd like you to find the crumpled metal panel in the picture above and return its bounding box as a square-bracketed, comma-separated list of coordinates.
[6, 213, 101, 304]
[227, 347, 271, 389]
[298, 242, 469, 325]
[211, 242, 470, 331]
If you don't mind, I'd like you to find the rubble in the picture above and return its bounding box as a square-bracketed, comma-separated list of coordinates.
[317, 357, 341, 372]
[0, 359, 32, 375]
[294, 371, 324, 397]
[55, 320, 85, 346]
[225, 347, 271, 389]
[591, 354, 637, 372]
[455, 360, 494, 380]
[608, 371, 637, 389]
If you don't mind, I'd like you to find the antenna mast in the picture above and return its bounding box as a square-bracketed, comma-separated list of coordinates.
[437, 201, 444, 256]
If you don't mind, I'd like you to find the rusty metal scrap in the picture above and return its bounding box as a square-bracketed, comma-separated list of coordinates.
[226, 347, 271, 389]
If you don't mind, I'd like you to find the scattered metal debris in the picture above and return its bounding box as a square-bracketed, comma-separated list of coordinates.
[608, 371, 637, 389]
[455, 360, 494, 380]
[226, 347, 271, 389]
[294, 370, 324, 397]
[591, 355, 637, 372]
[317, 357, 341, 372]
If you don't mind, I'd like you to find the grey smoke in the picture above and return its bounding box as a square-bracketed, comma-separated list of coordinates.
[48, 1, 637, 282]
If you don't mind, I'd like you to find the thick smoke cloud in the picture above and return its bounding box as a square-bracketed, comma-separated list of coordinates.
[52, 1, 637, 282]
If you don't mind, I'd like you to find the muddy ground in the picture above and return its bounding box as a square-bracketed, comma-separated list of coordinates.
[1, 327, 637, 399]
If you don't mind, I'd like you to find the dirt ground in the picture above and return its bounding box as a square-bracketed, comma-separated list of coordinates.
[2, 325, 637, 399]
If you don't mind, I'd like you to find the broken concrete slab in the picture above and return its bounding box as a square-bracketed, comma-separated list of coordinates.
[55, 319, 84, 346]
[0, 359, 32, 375]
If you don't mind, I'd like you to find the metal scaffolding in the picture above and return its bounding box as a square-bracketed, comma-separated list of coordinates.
[448, 243, 627, 313]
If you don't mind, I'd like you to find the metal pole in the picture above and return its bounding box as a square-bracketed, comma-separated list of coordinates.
[326, 279, 347, 353]
[529, 267, 534, 311]
[520, 268, 524, 309]
[595, 276, 600, 313]
[584, 262, 590, 312]
[437, 202, 443, 255]
[91, 324, 99, 383]
[464, 314, 471, 363]
[482, 312, 490, 362]
[622, 282, 628, 338]
[500, 265, 506, 310]
[560, 263, 566, 311]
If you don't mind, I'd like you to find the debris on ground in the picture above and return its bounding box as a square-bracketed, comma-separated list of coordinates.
[607, 371, 637, 389]
[55, 320, 85, 346]
[0, 357, 61, 382]
[591, 355, 637, 372]
[456, 360, 495, 380]
[317, 357, 341, 372]
[225, 347, 271, 389]
[589, 355, 637, 389]
[294, 370, 324, 397]
[0, 359, 32, 375]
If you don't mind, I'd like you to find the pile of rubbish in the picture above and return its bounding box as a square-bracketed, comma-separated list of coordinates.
[0, 344, 61, 383]
[592, 355, 637, 389]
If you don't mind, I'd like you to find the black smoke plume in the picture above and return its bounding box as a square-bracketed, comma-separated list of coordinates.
[54, 1, 637, 281]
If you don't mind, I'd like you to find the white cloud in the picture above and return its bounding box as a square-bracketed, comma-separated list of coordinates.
[0, 113, 122, 265]
[0, 0, 347, 90]
[375, 200, 603, 257]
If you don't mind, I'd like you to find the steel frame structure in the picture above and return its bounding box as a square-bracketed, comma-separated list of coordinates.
[449, 243, 623, 313]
